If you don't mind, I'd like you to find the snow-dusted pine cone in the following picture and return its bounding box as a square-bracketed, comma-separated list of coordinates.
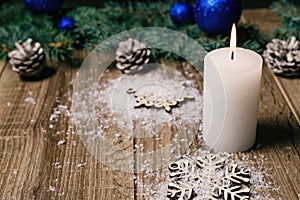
[115, 38, 150, 74]
[8, 38, 45, 77]
[263, 36, 300, 77]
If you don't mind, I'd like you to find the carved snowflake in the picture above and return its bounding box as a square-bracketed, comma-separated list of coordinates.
[167, 181, 194, 200]
[126, 81, 194, 112]
[196, 155, 225, 172]
[167, 156, 251, 200]
[222, 164, 250, 185]
[217, 185, 250, 200]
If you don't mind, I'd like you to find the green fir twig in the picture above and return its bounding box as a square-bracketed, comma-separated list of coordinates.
[270, 0, 300, 40]
[5, 0, 299, 62]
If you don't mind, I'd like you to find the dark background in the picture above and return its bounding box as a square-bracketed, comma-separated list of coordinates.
[0, 0, 299, 8]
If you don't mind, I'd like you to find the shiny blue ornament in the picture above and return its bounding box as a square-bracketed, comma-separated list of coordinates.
[194, 0, 241, 35]
[24, 0, 63, 14]
[170, 2, 194, 26]
[58, 17, 75, 31]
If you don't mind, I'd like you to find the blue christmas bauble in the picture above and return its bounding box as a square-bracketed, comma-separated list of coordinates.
[24, 0, 64, 14]
[194, 0, 241, 35]
[58, 17, 75, 31]
[170, 2, 194, 26]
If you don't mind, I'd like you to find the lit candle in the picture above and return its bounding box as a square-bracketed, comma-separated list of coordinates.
[203, 24, 263, 153]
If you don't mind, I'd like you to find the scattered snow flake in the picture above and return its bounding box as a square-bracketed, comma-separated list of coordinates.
[77, 162, 87, 168]
[12, 169, 18, 175]
[53, 162, 62, 169]
[57, 140, 66, 146]
[49, 186, 56, 192]
[24, 97, 36, 104]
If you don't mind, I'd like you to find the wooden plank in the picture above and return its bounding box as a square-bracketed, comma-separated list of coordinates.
[242, 8, 282, 36]
[0, 60, 7, 79]
[131, 61, 202, 199]
[255, 67, 300, 199]
[272, 76, 300, 125]
[243, 9, 300, 126]
[0, 59, 134, 199]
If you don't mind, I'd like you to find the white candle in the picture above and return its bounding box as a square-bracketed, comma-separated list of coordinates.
[203, 24, 263, 152]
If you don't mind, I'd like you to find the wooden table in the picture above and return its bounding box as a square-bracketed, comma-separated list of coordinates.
[0, 9, 299, 200]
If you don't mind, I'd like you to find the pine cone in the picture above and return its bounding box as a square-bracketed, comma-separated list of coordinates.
[8, 38, 45, 77]
[115, 38, 150, 74]
[263, 36, 300, 77]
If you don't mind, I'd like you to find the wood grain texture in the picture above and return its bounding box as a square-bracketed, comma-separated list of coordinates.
[0, 61, 134, 200]
[272, 76, 300, 125]
[243, 9, 300, 126]
[0, 60, 6, 78]
[243, 9, 282, 36]
[0, 8, 300, 200]
[256, 67, 300, 199]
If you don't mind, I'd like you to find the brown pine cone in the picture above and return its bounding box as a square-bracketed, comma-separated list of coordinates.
[8, 38, 45, 77]
[115, 38, 150, 74]
[263, 36, 300, 77]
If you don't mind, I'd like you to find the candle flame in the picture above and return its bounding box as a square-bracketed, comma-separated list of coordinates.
[230, 23, 236, 60]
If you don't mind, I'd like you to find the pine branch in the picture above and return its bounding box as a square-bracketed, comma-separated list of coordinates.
[5, 0, 298, 62]
[270, 0, 300, 40]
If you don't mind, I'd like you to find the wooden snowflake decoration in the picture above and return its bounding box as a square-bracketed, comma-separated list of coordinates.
[167, 181, 194, 200]
[217, 185, 250, 200]
[126, 81, 194, 112]
[168, 161, 191, 178]
[167, 156, 251, 200]
[196, 155, 225, 172]
[222, 164, 250, 185]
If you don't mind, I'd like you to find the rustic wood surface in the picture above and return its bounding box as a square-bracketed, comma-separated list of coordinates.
[244, 9, 300, 126]
[0, 9, 300, 200]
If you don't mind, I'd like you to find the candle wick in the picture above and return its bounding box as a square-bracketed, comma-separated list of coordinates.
[231, 51, 235, 60]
